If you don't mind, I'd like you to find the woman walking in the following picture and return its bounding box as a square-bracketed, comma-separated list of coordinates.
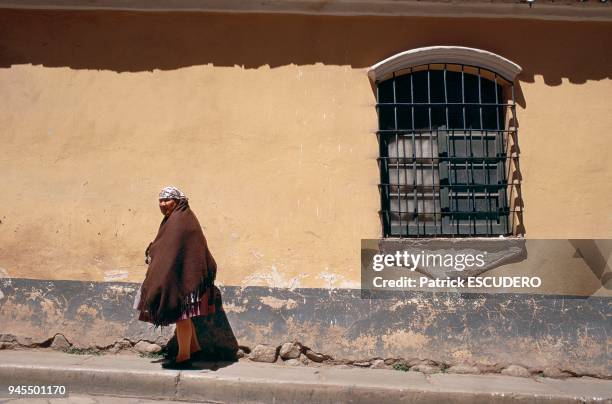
[136, 186, 218, 369]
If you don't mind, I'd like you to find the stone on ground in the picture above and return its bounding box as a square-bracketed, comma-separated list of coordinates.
[542, 367, 573, 379]
[249, 344, 278, 363]
[50, 334, 71, 350]
[279, 342, 301, 360]
[371, 359, 387, 369]
[304, 349, 325, 363]
[501, 365, 531, 378]
[134, 341, 162, 354]
[447, 364, 481, 375]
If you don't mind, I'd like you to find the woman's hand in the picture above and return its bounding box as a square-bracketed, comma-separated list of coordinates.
[145, 242, 153, 264]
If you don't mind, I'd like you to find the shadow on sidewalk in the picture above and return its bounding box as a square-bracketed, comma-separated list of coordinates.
[164, 286, 239, 367]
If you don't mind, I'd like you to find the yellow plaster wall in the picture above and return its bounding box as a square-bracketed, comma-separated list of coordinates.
[519, 77, 612, 237]
[0, 10, 610, 289]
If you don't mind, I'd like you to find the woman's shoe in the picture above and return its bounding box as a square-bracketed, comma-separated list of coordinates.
[161, 358, 193, 370]
[189, 349, 203, 360]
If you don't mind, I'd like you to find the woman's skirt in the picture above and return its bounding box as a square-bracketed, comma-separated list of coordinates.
[135, 285, 218, 325]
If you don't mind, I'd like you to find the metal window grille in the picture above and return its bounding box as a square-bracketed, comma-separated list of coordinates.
[376, 64, 522, 237]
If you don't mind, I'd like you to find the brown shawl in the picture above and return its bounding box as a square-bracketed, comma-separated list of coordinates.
[137, 199, 216, 326]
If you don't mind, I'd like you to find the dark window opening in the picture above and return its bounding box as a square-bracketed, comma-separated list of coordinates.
[376, 64, 521, 237]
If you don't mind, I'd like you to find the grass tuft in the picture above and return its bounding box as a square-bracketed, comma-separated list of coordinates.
[64, 346, 101, 356]
[139, 352, 164, 359]
[392, 362, 411, 372]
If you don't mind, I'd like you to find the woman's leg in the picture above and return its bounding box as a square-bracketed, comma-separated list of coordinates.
[189, 319, 202, 354]
[175, 319, 192, 362]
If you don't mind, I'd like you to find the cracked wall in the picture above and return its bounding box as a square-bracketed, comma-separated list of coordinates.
[0, 278, 610, 377]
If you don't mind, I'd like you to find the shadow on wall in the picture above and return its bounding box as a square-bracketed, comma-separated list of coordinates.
[0, 10, 610, 89]
[570, 239, 612, 290]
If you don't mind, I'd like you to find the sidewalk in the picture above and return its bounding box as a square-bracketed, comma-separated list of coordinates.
[0, 350, 610, 403]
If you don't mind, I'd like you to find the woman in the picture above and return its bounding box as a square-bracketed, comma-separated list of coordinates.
[136, 186, 218, 369]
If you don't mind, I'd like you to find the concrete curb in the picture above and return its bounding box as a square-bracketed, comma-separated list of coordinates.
[0, 351, 610, 403]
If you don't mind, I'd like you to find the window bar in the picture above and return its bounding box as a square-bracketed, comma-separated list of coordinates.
[452, 135, 459, 235]
[447, 132, 452, 237]
[410, 69, 418, 236]
[461, 65, 467, 235]
[392, 73, 402, 237]
[471, 69, 479, 235]
[420, 71, 427, 236]
[470, 129, 476, 235]
[443, 65, 451, 236]
[489, 73, 508, 233]
[471, 93, 477, 232]
[485, 136, 491, 234]
[427, 66, 438, 236]
[401, 130, 409, 237]
[464, 137, 469, 235]
[401, 73, 410, 237]
[477, 68, 489, 236]
[501, 118, 507, 156]
[492, 74, 499, 235]
[401, 103, 410, 236]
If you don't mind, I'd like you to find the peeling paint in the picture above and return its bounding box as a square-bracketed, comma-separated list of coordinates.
[76, 304, 99, 319]
[259, 296, 297, 310]
[0, 279, 610, 376]
[25, 288, 45, 301]
[241, 266, 306, 290]
[222, 303, 247, 314]
[450, 349, 474, 362]
[349, 334, 378, 357]
[107, 285, 136, 294]
[381, 330, 428, 350]
[103, 270, 129, 281]
[39, 298, 63, 325]
[1, 300, 36, 323]
[317, 270, 342, 289]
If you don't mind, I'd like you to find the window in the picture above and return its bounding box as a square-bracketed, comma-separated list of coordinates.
[369, 47, 523, 237]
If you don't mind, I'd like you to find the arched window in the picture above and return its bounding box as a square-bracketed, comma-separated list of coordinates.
[368, 47, 523, 237]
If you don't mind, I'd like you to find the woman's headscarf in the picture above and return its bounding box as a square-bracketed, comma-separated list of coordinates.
[159, 186, 188, 201]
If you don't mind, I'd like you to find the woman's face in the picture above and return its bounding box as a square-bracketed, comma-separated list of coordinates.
[159, 198, 177, 216]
